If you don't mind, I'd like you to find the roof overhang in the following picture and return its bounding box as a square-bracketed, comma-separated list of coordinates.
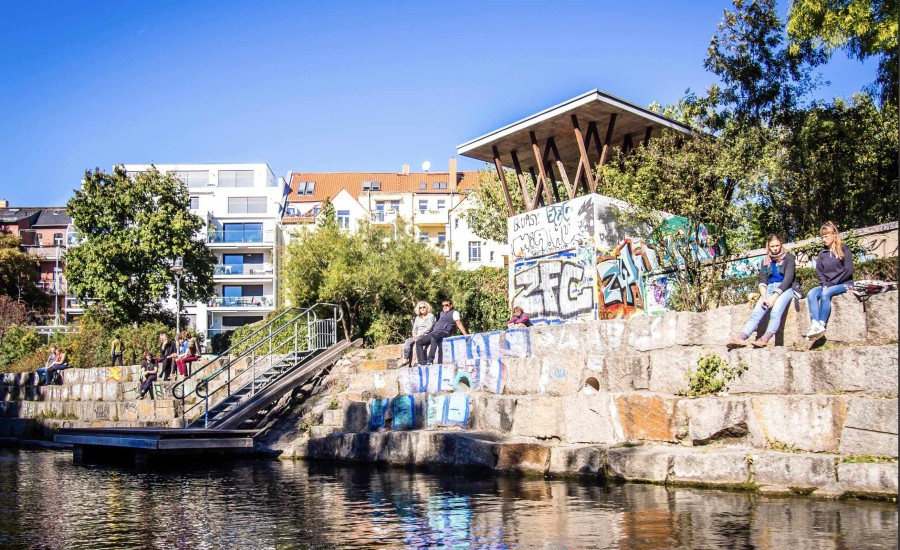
[457, 89, 693, 179]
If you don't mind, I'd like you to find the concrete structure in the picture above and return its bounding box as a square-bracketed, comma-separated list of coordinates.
[259, 290, 899, 500]
[281, 160, 508, 270]
[122, 163, 288, 337]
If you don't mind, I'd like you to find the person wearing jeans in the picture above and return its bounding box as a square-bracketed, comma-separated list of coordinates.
[806, 221, 854, 339]
[416, 299, 467, 365]
[730, 234, 799, 348]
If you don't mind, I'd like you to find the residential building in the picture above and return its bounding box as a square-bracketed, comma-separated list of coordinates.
[0, 202, 71, 323]
[281, 159, 508, 270]
[121, 163, 287, 337]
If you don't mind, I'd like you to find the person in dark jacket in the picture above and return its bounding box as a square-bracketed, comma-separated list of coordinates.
[806, 221, 854, 339]
[730, 234, 800, 348]
[157, 333, 177, 381]
[416, 299, 468, 365]
[138, 350, 158, 400]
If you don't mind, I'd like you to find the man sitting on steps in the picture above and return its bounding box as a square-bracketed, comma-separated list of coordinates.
[416, 299, 467, 366]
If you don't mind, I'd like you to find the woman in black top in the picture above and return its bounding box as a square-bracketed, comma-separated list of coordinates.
[730, 234, 799, 348]
[139, 350, 158, 400]
[806, 221, 854, 339]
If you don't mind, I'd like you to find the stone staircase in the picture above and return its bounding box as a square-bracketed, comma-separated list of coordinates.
[263, 291, 899, 500]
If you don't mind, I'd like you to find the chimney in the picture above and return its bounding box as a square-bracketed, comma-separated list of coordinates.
[401, 164, 410, 175]
[448, 157, 457, 192]
[0, 199, 7, 208]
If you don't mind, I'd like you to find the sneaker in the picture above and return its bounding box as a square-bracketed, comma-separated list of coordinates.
[751, 332, 774, 348]
[806, 321, 825, 339]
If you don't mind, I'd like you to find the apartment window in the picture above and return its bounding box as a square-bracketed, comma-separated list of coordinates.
[219, 170, 254, 187]
[35, 233, 42, 246]
[223, 284, 264, 297]
[433, 181, 447, 190]
[455, 252, 460, 262]
[390, 200, 400, 212]
[296, 181, 316, 195]
[222, 315, 264, 327]
[53, 233, 63, 246]
[437, 199, 446, 210]
[454, 218, 459, 229]
[337, 210, 350, 229]
[489, 251, 495, 262]
[468, 241, 481, 262]
[418, 199, 428, 213]
[419, 182, 426, 190]
[189, 196, 200, 210]
[227, 197, 267, 214]
[222, 222, 263, 243]
[437, 232, 446, 244]
[362, 181, 381, 191]
[174, 170, 209, 188]
[419, 232, 429, 244]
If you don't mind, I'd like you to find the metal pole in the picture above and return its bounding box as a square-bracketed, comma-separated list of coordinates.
[53, 246, 59, 327]
[175, 275, 181, 336]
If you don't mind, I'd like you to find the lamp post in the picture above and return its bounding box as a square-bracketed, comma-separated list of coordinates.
[172, 257, 184, 336]
[53, 245, 60, 327]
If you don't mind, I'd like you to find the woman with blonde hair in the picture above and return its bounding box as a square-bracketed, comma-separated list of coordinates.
[401, 300, 435, 367]
[806, 221, 854, 339]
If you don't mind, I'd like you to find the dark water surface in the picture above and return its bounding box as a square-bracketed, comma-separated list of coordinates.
[0, 448, 896, 549]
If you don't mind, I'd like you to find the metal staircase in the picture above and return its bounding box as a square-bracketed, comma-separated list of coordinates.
[172, 303, 345, 429]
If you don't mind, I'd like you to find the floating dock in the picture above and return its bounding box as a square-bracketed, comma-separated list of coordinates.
[54, 427, 257, 466]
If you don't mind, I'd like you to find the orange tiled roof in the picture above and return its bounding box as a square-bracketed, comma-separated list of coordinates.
[287, 171, 488, 203]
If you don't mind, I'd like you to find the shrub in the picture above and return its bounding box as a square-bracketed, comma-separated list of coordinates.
[684, 353, 748, 396]
[210, 331, 233, 355]
[0, 326, 43, 372]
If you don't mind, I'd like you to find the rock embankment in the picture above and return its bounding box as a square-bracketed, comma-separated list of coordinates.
[261, 292, 899, 500]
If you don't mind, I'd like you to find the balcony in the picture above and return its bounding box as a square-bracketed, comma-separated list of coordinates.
[213, 263, 274, 276]
[207, 295, 274, 308]
[415, 209, 449, 226]
[27, 246, 65, 260]
[370, 210, 399, 224]
[206, 230, 274, 245]
[36, 281, 67, 295]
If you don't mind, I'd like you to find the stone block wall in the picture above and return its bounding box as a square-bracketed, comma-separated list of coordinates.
[271, 291, 898, 499]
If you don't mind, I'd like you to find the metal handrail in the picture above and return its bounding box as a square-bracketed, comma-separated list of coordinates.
[175, 303, 342, 428]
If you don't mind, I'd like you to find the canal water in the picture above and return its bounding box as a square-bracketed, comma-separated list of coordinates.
[0, 448, 896, 549]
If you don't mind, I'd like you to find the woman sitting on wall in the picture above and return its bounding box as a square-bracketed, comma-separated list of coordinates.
[139, 350, 158, 400]
[730, 233, 799, 348]
[806, 221, 854, 340]
[506, 306, 532, 328]
[401, 301, 435, 367]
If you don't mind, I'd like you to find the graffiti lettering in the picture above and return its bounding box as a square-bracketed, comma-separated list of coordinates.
[513, 257, 594, 320]
[546, 204, 570, 225]
[512, 212, 539, 232]
[509, 195, 595, 258]
[597, 240, 648, 318]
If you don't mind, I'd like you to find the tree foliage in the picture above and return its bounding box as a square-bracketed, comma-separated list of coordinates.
[284, 208, 453, 346]
[0, 234, 45, 311]
[788, 0, 898, 106]
[461, 168, 530, 243]
[66, 166, 215, 324]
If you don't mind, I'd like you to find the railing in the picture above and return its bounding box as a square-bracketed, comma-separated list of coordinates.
[36, 281, 66, 295]
[207, 295, 274, 308]
[207, 230, 274, 244]
[27, 246, 65, 259]
[172, 303, 341, 428]
[213, 263, 273, 276]
[370, 209, 399, 223]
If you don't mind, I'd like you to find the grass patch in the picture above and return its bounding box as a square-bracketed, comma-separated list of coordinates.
[684, 353, 749, 397]
[839, 454, 898, 464]
[33, 409, 78, 421]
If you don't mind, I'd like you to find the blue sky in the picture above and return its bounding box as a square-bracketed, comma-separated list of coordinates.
[0, 1, 878, 206]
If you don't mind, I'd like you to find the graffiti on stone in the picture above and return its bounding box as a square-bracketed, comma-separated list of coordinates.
[596, 239, 659, 319]
[644, 273, 677, 316]
[512, 249, 596, 321]
[509, 195, 595, 259]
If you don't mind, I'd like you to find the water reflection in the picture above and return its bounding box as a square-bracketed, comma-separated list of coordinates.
[0, 448, 896, 549]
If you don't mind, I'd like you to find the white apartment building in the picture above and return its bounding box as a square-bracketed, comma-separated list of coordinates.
[282, 160, 508, 270]
[123, 163, 287, 338]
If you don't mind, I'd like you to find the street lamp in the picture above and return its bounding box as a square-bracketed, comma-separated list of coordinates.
[172, 257, 184, 336]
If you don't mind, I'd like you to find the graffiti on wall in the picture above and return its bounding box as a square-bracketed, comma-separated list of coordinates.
[511, 247, 596, 321]
[596, 238, 660, 319]
[509, 195, 595, 259]
[644, 273, 677, 315]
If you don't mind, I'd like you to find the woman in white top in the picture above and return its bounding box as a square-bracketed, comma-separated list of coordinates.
[401, 301, 435, 367]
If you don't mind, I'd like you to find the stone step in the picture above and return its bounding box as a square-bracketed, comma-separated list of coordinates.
[305, 431, 898, 498]
[0, 398, 182, 423]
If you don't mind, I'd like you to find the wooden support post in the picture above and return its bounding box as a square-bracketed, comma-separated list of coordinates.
[541, 140, 562, 203]
[622, 133, 634, 156]
[643, 126, 653, 147]
[547, 137, 574, 200]
[530, 131, 554, 207]
[592, 113, 617, 172]
[528, 167, 545, 208]
[510, 150, 535, 211]
[571, 114, 594, 196]
[492, 146, 515, 217]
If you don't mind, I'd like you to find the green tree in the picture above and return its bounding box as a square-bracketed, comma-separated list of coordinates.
[788, 0, 898, 106]
[66, 166, 215, 324]
[753, 94, 898, 239]
[461, 168, 530, 243]
[599, 129, 752, 312]
[284, 209, 451, 345]
[0, 234, 45, 311]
